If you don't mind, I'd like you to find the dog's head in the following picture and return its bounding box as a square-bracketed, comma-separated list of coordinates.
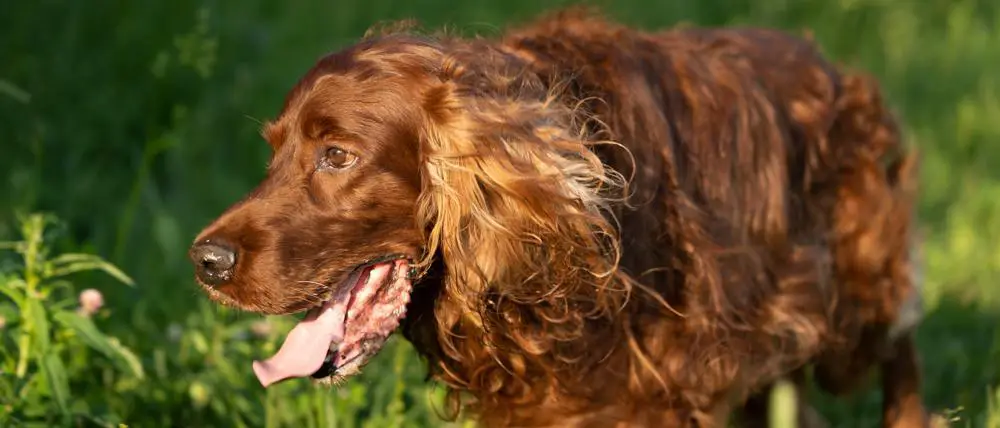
[188, 32, 625, 388]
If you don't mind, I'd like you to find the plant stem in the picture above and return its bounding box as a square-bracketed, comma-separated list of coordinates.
[15, 215, 44, 378]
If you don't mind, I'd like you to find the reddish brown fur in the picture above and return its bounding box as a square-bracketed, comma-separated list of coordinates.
[191, 8, 928, 427]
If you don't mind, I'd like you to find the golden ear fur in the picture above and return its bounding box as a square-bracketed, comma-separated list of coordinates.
[413, 45, 632, 354]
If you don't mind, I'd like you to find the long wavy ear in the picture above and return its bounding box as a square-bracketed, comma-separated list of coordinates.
[412, 44, 631, 390]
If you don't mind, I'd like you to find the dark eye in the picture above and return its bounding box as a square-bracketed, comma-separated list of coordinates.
[320, 146, 358, 170]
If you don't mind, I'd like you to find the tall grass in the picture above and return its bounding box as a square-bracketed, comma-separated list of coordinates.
[1, 0, 998, 426]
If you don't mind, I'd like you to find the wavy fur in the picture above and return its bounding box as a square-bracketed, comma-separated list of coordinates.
[191, 7, 928, 428]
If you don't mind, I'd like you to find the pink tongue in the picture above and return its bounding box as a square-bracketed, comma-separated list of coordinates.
[252, 292, 350, 387]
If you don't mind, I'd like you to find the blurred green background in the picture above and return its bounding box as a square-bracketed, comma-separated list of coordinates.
[1, 0, 998, 427]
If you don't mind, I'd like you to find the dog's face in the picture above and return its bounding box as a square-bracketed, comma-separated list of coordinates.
[189, 38, 437, 386]
[188, 31, 622, 390]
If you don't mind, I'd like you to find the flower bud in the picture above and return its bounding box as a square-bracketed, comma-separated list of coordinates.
[78, 288, 104, 316]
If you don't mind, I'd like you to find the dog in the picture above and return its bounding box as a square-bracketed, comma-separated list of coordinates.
[188, 8, 928, 427]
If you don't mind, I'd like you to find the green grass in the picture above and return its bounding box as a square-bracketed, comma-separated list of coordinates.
[1, 0, 998, 426]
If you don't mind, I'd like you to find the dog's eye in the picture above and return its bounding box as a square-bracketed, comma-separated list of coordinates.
[320, 146, 358, 170]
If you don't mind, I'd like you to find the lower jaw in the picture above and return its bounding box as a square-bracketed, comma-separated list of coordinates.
[308, 259, 413, 383]
[310, 338, 387, 384]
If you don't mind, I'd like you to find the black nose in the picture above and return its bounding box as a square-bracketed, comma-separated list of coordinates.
[189, 241, 237, 286]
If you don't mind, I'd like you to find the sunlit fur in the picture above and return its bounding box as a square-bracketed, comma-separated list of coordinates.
[192, 7, 928, 428]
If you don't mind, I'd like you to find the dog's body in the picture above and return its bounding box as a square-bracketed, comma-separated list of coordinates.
[190, 9, 927, 427]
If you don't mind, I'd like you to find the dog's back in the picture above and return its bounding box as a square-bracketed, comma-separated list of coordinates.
[498, 9, 926, 426]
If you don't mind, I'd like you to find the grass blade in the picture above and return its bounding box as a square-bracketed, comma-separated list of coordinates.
[0, 79, 31, 104]
[768, 379, 797, 428]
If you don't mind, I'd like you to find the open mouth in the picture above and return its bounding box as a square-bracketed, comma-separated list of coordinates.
[251, 255, 413, 387]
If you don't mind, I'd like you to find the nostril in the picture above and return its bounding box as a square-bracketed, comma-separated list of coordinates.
[189, 241, 238, 286]
[199, 245, 236, 271]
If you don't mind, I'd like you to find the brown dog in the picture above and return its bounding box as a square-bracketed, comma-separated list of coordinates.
[189, 8, 928, 427]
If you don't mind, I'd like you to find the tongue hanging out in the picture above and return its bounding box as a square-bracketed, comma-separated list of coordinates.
[251, 294, 349, 386]
[252, 259, 412, 387]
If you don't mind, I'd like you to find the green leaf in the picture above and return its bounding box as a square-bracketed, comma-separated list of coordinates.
[0, 278, 26, 307]
[25, 297, 50, 353]
[106, 337, 146, 380]
[52, 310, 145, 379]
[46, 253, 135, 286]
[190, 330, 209, 354]
[38, 352, 71, 417]
[0, 240, 22, 251]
